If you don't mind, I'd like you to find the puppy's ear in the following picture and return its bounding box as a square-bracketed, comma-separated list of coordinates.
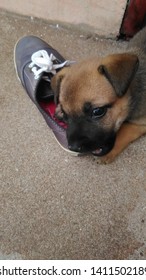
[51, 67, 69, 104]
[98, 53, 139, 96]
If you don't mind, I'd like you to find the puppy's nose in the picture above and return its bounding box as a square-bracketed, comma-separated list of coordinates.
[68, 143, 82, 152]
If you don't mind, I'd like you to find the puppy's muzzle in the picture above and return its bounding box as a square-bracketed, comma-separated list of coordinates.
[67, 124, 116, 156]
[68, 138, 115, 156]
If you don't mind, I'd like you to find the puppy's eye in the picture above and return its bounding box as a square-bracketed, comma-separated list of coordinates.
[91, 107, 107, 119]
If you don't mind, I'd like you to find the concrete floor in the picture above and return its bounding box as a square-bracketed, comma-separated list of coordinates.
[0, 10, 146, 260]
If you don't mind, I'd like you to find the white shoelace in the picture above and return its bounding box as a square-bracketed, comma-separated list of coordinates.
[29, 50, 75, 79]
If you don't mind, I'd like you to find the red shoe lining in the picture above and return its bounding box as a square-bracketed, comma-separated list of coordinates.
[40, 101, 67, 129]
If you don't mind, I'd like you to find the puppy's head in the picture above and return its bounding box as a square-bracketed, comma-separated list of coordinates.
[51, 53, 139, 156]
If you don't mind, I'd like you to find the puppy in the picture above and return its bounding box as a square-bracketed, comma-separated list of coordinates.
[51, 27, 146, 163]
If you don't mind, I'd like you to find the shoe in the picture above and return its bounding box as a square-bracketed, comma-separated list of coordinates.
[14, 35, 79, 155]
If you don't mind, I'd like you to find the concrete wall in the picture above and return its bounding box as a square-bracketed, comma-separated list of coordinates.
[0, 0, 127, 36]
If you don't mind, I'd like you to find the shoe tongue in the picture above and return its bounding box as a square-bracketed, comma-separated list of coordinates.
[42, 72, 53, 83]
[36, 78, 54, 102]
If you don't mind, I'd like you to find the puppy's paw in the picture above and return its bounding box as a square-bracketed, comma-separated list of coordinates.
[96, 152, 117, 164]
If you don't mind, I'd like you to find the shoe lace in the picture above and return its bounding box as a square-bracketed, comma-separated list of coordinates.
[29, 50, 74, 79]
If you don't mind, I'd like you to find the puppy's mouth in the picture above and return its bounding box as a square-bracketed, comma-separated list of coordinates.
[92, 148, 103, 156]
[68, 143, 114, 157]
[92, 142, 115, 157]
[68, 140, 115, 156]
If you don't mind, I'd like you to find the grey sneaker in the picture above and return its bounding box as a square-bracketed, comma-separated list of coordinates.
[14, 35, 79, 155]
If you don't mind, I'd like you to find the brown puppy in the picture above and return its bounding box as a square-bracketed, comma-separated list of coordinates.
[51, 27, 146, 163]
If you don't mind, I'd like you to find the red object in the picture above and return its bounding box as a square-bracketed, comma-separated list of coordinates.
[119, 0, 146, 39]
[40, 101, 68, 129]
